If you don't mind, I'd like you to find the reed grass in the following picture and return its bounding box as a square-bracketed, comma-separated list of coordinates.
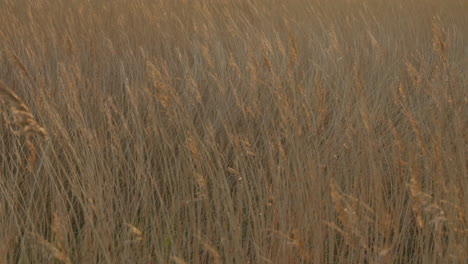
[0, 0, 466, 263]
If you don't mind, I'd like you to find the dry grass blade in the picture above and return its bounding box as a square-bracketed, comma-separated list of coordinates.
[0, 234, 17, 264]
[8, 53, 33, 82]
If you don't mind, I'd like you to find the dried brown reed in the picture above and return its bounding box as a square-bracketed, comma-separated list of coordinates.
[0, 0, 466, 263]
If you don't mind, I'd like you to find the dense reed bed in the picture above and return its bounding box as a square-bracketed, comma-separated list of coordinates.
[0, 0, 466, 263]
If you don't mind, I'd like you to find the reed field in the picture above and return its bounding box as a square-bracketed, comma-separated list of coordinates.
[0, 0, 467, 263]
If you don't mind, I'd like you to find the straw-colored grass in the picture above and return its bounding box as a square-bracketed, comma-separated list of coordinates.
[0, 0, 466, 263]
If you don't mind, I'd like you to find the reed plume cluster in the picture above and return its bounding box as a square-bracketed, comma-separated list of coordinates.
[0, 0, 466, 263]
[0, 81, 48, 172]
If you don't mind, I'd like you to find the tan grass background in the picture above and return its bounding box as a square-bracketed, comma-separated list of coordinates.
[0, 0, 467, 263]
